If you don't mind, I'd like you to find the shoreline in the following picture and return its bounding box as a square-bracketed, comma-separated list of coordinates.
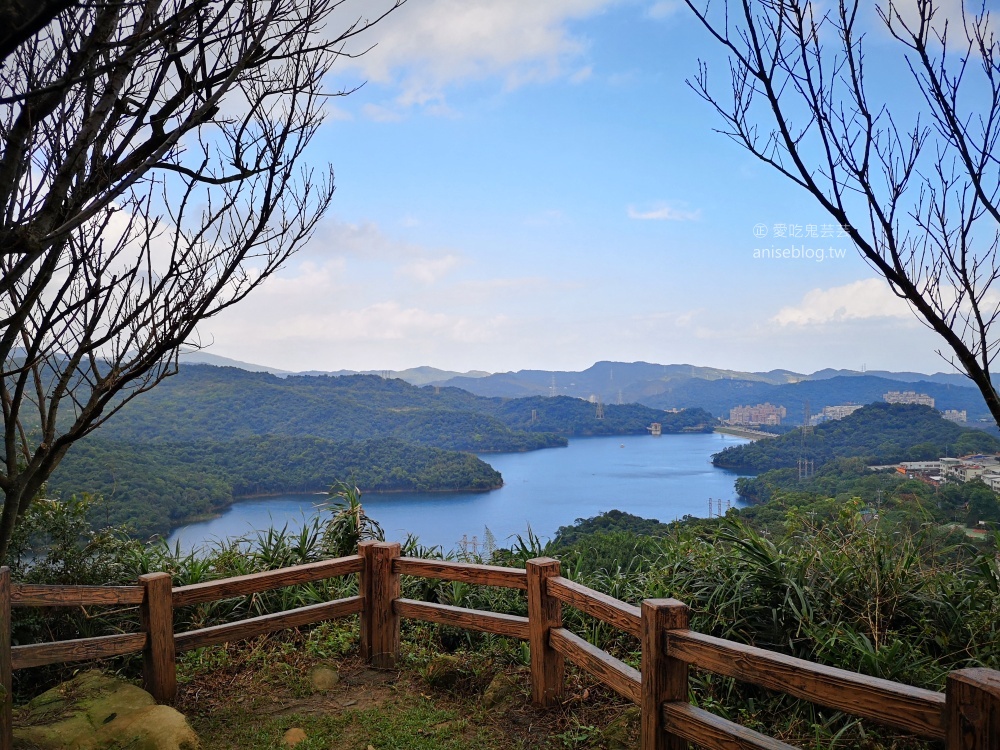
[713, 426, 776, 441]
[168, 482, 505, 535]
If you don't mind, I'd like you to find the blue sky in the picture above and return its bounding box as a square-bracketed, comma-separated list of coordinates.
[200, 0, 973, 375]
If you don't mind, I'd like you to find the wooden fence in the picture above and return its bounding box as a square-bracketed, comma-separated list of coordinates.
[2, 540, 999, 749]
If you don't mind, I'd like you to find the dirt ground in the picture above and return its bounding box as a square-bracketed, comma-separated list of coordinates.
[174, 641, 639, 750]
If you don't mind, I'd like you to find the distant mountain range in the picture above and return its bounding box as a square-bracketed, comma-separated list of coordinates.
[178, 351, 490, 386]
[178, 355, 986, 424]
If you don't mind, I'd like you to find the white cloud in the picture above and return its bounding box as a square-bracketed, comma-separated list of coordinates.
[627, 203, 701, 221]
[771, 278, 913, 326]
[361, 103, 403, 122]
[337, 0, 617, 109]
[444, 276, 556, 306]
[569, 66, 593, 84]
[647, 1, 682, 20]
[324, 104, 354, 122]
[309, 218, 434, 261]
[397, 254, 462, 283]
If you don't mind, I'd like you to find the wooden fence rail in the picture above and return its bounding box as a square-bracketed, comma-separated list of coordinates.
[1, 542, 999, 750]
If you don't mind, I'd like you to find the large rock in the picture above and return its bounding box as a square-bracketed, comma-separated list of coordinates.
[14, 671, 199, 750]
[308, 666, 340, 692]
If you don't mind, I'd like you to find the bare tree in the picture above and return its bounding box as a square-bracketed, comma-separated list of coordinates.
[0, 0, 79, 60]
[0, 0, 401, 559]
[685, 1, 1000, 423]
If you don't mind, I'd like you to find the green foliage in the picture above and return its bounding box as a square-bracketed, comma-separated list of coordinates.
[490, 397, 715, 436]
[551, 509, 672, 546]
[320, 482, 385, 557]
[15, 462, 1000, 748]
[732, 456, 1000, 533]
[6, 494, 140, 586]
[964, 482, 1000, 528]
[49, 436, 502, 538]
[713, 402, 1000, 472]
[8, 490, 389, 695]
[44, 366, 716, 537]
[93, 366, 711, 445]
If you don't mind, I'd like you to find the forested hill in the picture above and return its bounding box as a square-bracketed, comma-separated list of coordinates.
[50, 437, 502, 536]
[98, 365, 712, 448]
[52, 365, 710, 538]
[711, 402, 1000, 472]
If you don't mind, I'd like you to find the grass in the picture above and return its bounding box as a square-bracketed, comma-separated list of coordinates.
[173, 621, 641, 750]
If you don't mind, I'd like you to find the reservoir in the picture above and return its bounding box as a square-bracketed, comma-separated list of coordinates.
[167, 432, 750, 553]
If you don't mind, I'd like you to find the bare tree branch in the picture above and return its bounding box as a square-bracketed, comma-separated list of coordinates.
[686, 0, 1000, 426]
[0, 0, 404, 559]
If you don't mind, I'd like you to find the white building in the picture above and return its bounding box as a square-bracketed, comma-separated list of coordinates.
[822, 404, 864, 420]
[884, 390, 935, 407]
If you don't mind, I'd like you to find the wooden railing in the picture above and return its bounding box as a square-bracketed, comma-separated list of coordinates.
[2, 541, 999, 749]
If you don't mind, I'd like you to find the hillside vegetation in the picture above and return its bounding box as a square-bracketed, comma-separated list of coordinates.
[712, 402, 1000, 471]
[49, 365, 708, 538]
[96, 366, 708, 446]
[12, 485, 1000, 749]
[50, 437, 502, 536]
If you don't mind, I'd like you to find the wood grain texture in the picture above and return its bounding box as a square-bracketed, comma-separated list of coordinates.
[394, 557, 528, 590]
[527, 557, 564, 707]
[667, 629, 945, 740]
[946, 668, 1000, 750]
[174, 596, 362, 652]
[172, 555, 362, 607]
[662, 703, 799, 750]
[11, 633, 146, 670]
[12, 584, 144, 607]
[365, 542, 400, 669]
[1, 568, 11, 750]
[643, 599, 690, 750]
[394, 598, 529, 639]
[546, 576, 641, 638]
[549, 627, 641, 704]
[140, 573, 176, 704]
[358, 541, 376, 662]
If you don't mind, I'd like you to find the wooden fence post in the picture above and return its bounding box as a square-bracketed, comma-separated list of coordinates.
[140, 572, 176, 704]
[358, 541, 375, 662]
[641, 598, 689, 750]
[946, 668, 1000, 750]
[0, 567, 12, 750]
[359, 541, 400, 669]
[526, 557, 563, 707]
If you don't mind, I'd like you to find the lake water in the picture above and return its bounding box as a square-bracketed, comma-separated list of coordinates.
[166, 432, 750, 553]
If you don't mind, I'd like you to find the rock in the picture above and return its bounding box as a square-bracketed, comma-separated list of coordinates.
[14, 670, 199, 750]
[600, 706, 640, 750]
[480, 672, 523, 709]
[422, 654, 464, 690]
[308, 666, 340, 692]
[282, 727, 307, 746]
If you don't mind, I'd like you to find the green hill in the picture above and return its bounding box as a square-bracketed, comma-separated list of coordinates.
[50, 436, 503, 537]
[50, 365, 708, 538]
[712, 402, 1000, 472]
[97, 365, 708, 446]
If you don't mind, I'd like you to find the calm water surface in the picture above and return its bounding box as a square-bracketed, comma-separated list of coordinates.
[167, 432, 750, 553]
